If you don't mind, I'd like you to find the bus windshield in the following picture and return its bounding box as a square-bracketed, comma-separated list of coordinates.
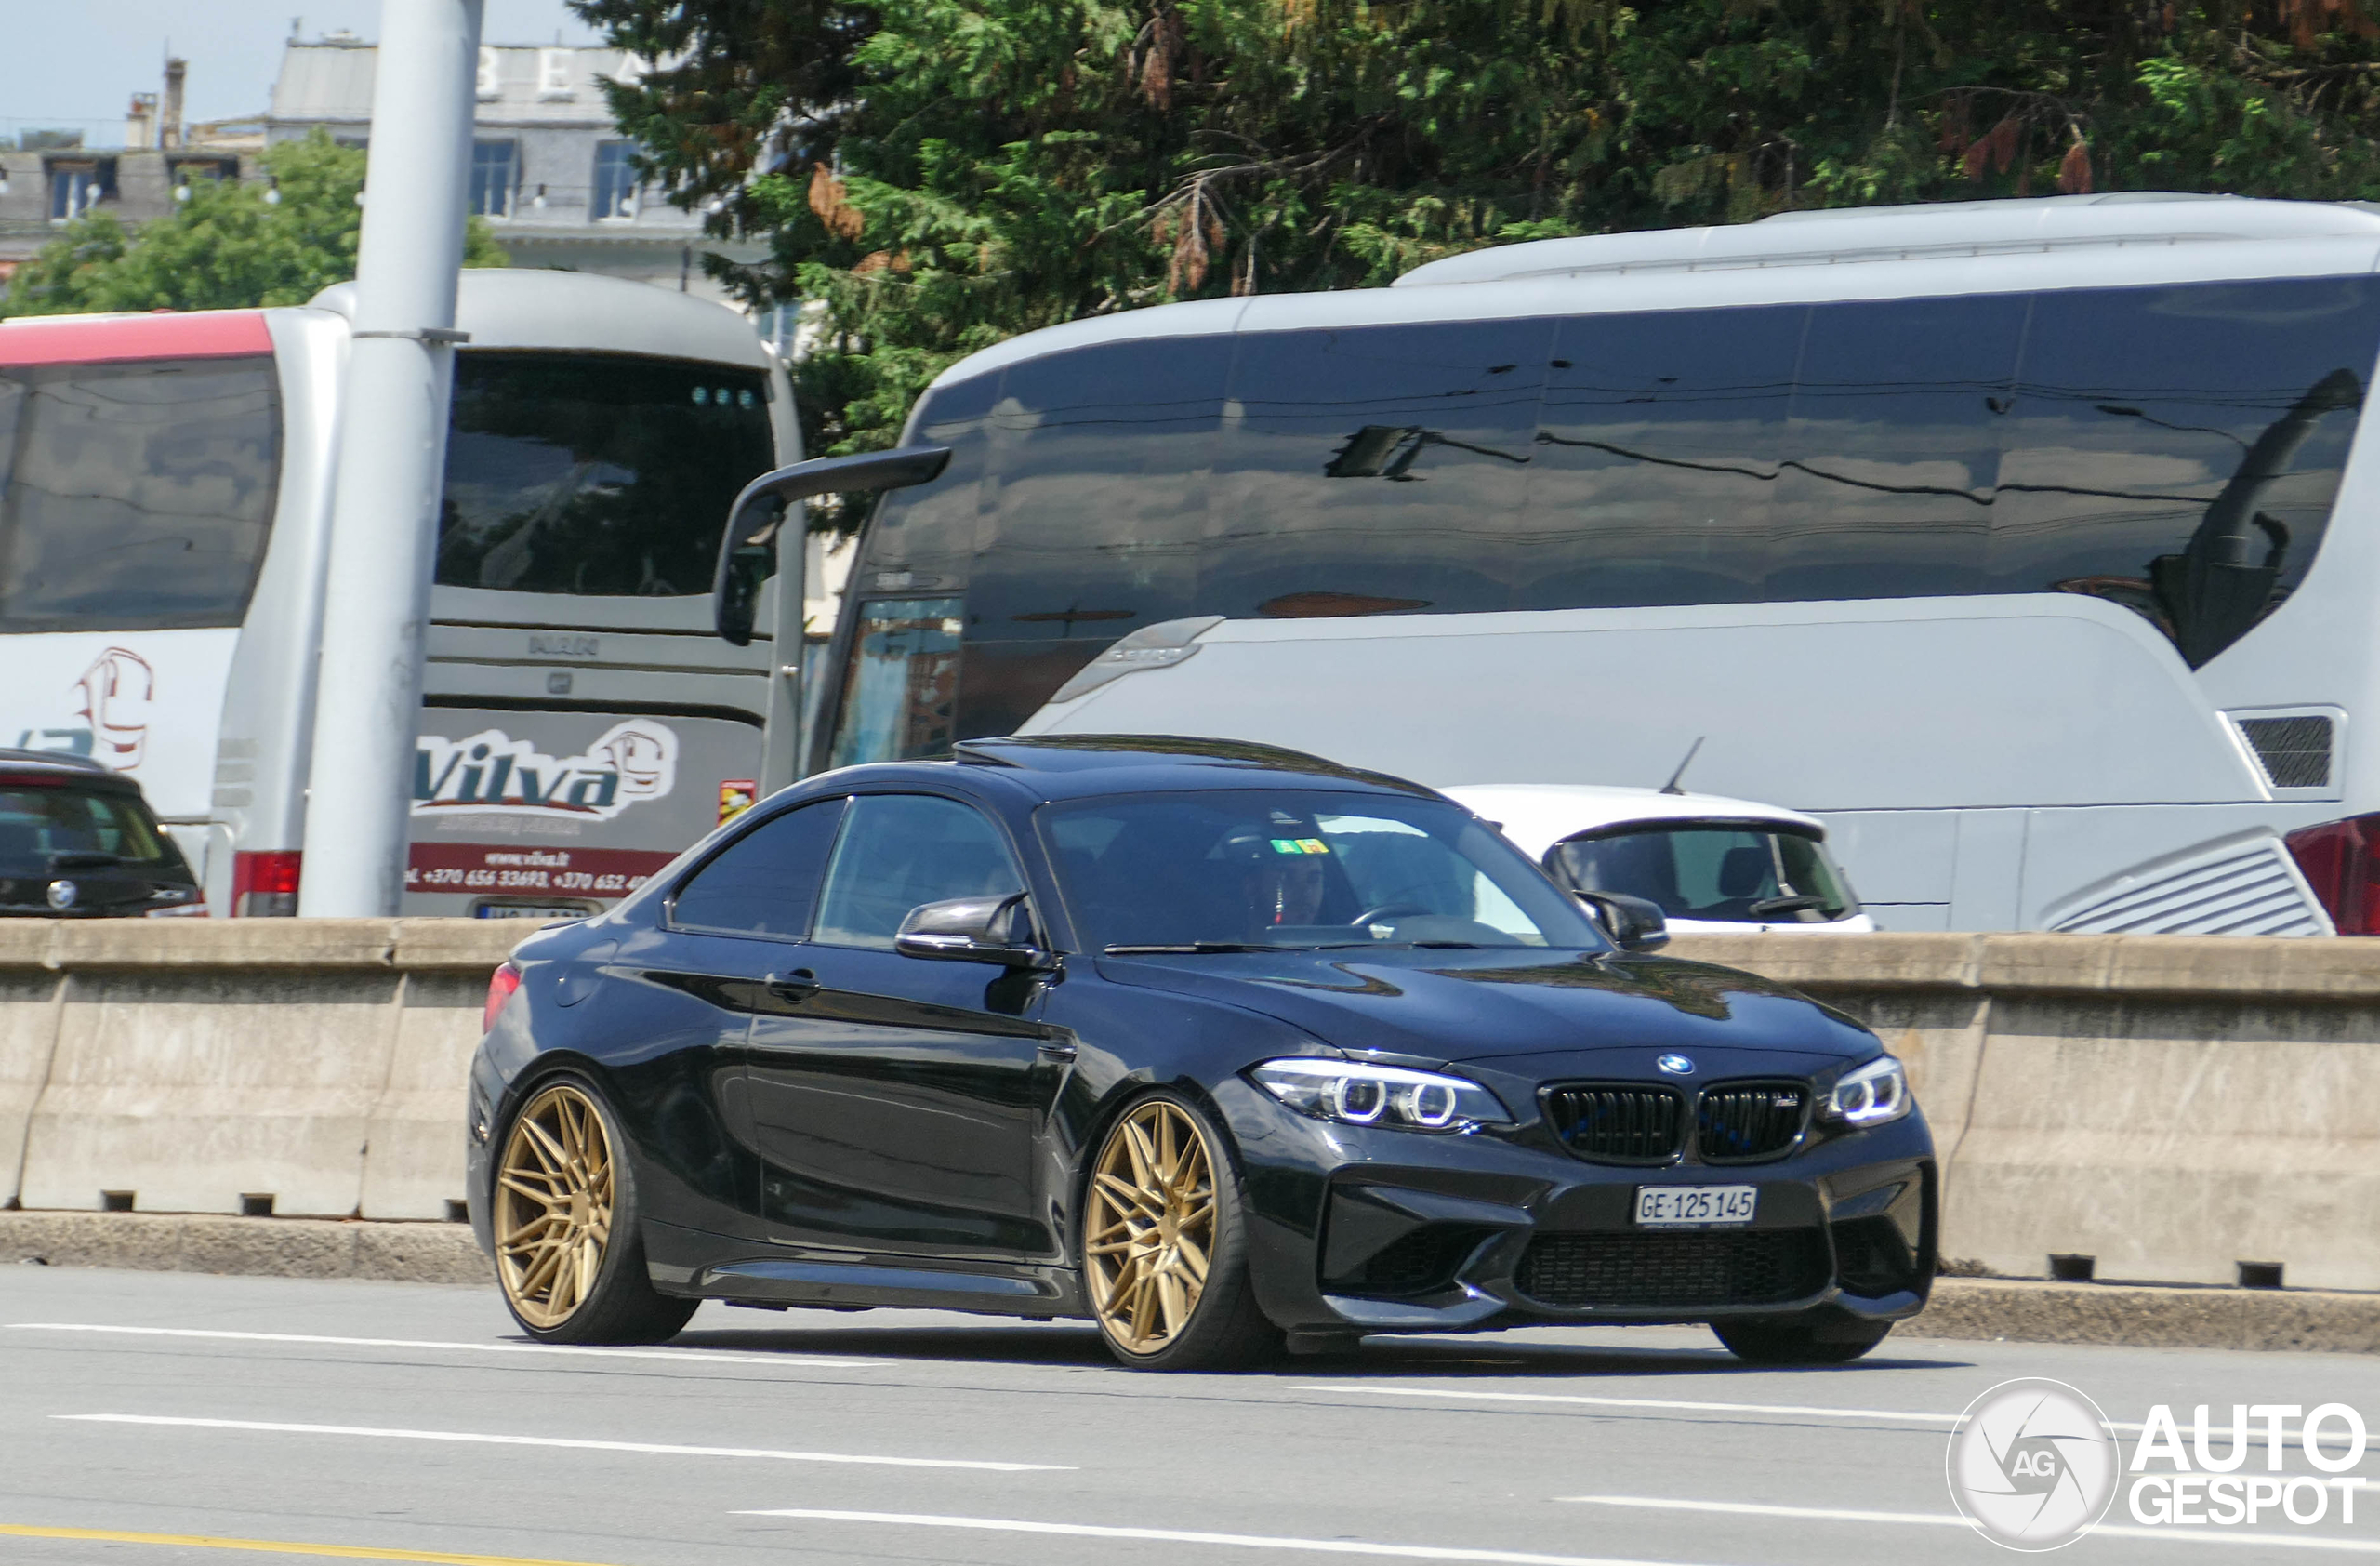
[436, 352, 775, 597]
[1040, 790, 1607, 952]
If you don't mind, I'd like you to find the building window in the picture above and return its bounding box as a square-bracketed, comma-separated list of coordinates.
[47, 160, 114, 221]
[591, 141, 637, 219]
[756, 302, 802, 359]
[469, 140, 518, 218]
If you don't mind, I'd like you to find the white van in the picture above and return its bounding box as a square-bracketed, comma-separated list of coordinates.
[1445, 784, 1874, 935]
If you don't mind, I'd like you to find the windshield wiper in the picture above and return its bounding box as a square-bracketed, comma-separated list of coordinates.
[1748, 894, 1826, 917]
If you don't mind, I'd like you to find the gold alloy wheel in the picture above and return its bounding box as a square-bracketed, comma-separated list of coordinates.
[1085, 1099, 1217, 1354]
[494, 1082, 615, 1330]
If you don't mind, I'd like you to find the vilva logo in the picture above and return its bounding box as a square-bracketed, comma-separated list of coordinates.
[413, 721, 678, 821]
[1946, 1377, 2120, 1550]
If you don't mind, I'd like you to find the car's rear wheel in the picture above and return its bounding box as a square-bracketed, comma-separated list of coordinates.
[1712, 1314, 1893, 1365]
[1082, 1092, 1280, 1371]
[493, 1076, 696, 1345]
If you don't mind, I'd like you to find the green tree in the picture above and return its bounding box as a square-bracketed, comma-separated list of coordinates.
[1, 131, 509, 318]
[577, 0, 2380, 459]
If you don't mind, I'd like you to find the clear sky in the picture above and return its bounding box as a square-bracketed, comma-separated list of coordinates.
[0, 1, 607, 147]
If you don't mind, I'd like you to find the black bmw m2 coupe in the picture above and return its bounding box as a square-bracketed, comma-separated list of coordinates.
[467, 736, 1935, 1370]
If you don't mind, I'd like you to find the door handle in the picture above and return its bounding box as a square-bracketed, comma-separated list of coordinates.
[765, 969, 820, 1002]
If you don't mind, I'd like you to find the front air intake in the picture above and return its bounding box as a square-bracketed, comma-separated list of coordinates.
[1695, 1082, 1808, 1163]
[1542, 1085, 1686, 1164]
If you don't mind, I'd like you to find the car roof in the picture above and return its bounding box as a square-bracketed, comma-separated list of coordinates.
[1441, 783, 1826, 860]
[800, 736, 1444, 805]
[0, 749, 135, 790]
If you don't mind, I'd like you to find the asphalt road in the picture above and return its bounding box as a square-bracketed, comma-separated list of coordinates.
[2, 1264, 2375, 1566]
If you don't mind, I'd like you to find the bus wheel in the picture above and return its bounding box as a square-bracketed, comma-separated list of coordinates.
[1082, 1092, 1281, 1372]
[493, 1076, 696, 1345]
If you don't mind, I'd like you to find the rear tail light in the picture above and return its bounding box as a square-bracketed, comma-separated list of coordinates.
[483, 962, 522, 1033]
[2283, 815, 2380, 935]
[231, 850, 302, 918]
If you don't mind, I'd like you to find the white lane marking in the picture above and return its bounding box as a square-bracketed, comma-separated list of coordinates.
[1286, 1383, 1960, 1426]
[1561, 1494, 2380, 1553]
[8, 1322, 884, 1369]
[734, 1507, 1740, 1565]
[57, 1414, 1067, 1472]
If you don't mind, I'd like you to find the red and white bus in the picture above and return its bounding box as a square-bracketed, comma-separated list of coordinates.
[0, 270, 798, 915]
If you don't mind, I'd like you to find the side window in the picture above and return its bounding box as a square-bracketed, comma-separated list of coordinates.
[0, 357, 282, 633]
[670, 798, 847, 938]
[813, 794, 1026, 950]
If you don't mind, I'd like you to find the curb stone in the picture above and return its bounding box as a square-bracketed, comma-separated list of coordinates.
[6, 1213, 2377, 1353]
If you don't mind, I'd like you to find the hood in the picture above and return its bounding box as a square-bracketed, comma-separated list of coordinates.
[1091, 946, 1875, 1066]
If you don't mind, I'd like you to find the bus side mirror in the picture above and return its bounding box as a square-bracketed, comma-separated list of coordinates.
[710, 445, 955, 645]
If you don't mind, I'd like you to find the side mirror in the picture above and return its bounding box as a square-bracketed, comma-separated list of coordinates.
[1576, 890, 1670, 953]
[711, 445, 953, 645]
[894, 892, 1057, 970]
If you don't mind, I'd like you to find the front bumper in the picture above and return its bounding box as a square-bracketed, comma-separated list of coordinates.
[1215, 1076, 1937, 1337]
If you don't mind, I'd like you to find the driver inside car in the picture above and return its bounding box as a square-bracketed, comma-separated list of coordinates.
[1215, 822, 1334, 936]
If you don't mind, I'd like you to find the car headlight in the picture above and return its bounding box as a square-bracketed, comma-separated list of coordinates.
[1250, 1058, 1513, 1133]
[1820, 1055, 1911, 1127]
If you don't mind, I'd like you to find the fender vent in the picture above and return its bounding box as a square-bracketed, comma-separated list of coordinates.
[2238, 716, 2334, 790]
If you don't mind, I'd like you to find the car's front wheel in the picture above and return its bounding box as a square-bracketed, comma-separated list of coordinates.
[1082, 1092, 1281, 1371]
[1712, 1313, 1893, 1365]
[492, 1075, 698, 1345]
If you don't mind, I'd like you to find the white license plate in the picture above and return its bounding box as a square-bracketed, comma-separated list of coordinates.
[1633, 1185, 1758, 1228]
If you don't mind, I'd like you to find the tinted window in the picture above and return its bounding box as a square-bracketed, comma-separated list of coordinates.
[437, 353, 775, 597]
[671, 797, 846, 937]
[813, 793, 1025, 949]
[1767, 294, 2023, 600]
[1527, 307, 1800, 609]
[0, 784, 172, 872]
[827, 597, 965, 768]
[0, 357, 280, 632]
[1990, 277, 2380, 665]
[1553, 826, 1857, 923]
[1210, 320, 1551, 618]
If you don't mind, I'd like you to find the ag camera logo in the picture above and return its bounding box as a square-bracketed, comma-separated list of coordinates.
[1946, 1378, 2119, 1550]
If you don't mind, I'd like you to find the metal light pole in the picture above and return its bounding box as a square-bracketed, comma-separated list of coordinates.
[298, 0, 483, 917]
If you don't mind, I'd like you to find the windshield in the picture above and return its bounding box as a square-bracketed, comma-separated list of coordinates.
[0, 784, 175, 872]
[436, 352, 776, 597]
[1040, 790, 1607, 952]
[1552, 824, 1858, 923]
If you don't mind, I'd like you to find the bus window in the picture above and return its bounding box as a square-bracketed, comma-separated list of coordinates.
[1990, 276, 2380, 666]
[1527, 305, 1801, 610]
[0, 357, 280, 632]
[436, 352, 774, 597]
[964, 338, 1231, 737]
[828, 596, 965, 768]
[1767, 292, 2023, 602]
[1210, 318, 1550, 618]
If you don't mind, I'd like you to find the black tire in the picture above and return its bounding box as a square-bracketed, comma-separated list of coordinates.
[1080, 1089, 1283, 1372]
[1712, 1314, 1893, 1365]
[491, 1073, 698, 1346]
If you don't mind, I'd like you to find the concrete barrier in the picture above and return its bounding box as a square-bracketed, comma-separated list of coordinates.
[0, 920, 516, 1220]
[4, 920, 2380, 1298]
[1670, 932, 2380, 1292]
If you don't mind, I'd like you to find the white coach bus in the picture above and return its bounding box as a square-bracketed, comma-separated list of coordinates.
[0, 271, 799, 916]
[796, 193, 2380, 935]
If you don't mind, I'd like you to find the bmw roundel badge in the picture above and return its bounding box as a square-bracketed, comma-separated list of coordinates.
[1656, 1054, 1695, 1075]
[46, 879, 76, 911]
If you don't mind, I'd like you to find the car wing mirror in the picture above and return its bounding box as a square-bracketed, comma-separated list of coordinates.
[1576, 890, 1670, 953]
[711, 445, 952, 646]
[893, 892, 1057, 970]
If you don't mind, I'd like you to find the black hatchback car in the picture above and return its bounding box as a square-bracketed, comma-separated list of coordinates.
[0, 750, 203, 918]
[468, 737, 1934, 1369]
